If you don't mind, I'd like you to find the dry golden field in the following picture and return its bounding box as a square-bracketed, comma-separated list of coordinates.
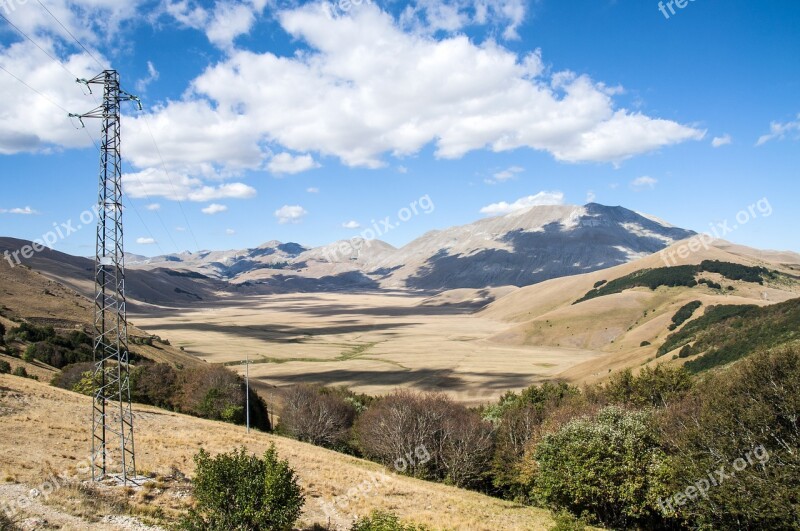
[0, 375, 557, 530]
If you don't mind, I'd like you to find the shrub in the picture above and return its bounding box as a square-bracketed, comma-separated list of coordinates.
[11, 366, 32, 379]
[51, 362, 94, 390]
[640, 341, 651, 347]
[279, 384, 356, 450]
[131, 363, 178, 409]
[603, 365, 693, 408]
[659, 345, 800, 529]
[180, 445, 304, 531]
[350, 511, 427, 531]
[668, 300, 702, 331]
[0, 360, 10, 374]
[531, 406, 671, 529]
[0, 511, 18, 531]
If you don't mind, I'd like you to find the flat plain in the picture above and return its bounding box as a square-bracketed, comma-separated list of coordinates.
[132, 291, 603, 405]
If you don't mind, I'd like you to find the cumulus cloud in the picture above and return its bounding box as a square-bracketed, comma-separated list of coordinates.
[123, 169, 256, 202]
[274, 205, 308, 224]
[756, 114, 800, 146]
[306, 187, 320, 193]
[399, 0, 528, 40]
[146, 203, 161, 211]
[226, 228, 236, 235]
[342, 220, 361, 229]
[124, 3, 703, 174]
[479, 191, 564, 216]
[586, 190, 596, 203]
[136, 237, 157, 244]
[630, 176, 658, 190]
[267, 153, 321, 174]
[202, 203, 228, 215]
[164, 0, 268, 50]
[712, 134, 732, 148]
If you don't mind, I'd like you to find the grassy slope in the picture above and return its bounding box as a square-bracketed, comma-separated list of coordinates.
[481, 241, 800, 383]
[0, 258, 204, 373]
[0, 375, 556, 531]
[657, 297, 800, 372]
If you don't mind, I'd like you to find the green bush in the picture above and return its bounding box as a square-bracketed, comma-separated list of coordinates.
[660, 345, 800, 529]
[350, 511, 428, 531]
[180, 445, 304, 531]
[668, 300, 702, 331]
[531, 406, 671, 528]
[602, 365, 693, 408]
[0, 360, 10, 374]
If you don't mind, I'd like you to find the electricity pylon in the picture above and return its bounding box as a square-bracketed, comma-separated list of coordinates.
[71, 70, 141, 485]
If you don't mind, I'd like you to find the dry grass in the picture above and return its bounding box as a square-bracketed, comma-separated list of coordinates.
[0, 375, 557, 530]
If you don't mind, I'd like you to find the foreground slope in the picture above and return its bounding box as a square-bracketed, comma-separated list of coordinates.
[0, 375, 556, 530]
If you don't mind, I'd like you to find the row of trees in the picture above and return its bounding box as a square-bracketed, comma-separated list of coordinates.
[53, 362, 271, 431]
[276, 345, 800, 529]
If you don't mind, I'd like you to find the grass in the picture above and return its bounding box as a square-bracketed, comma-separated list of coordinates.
[0, 375, 559, 530]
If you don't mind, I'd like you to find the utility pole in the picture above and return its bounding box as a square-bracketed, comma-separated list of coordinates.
[71, 70, 141, 485]
[245, 352, 250, 434]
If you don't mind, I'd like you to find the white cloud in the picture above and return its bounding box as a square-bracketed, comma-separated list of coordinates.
[479, 191, 564, 216]
[485, 165, 523, 184]
[122, 3, 703, 174]
[274, 205, 308, 224]
[146, 203, 161, 211]
[267, 153, 321, 175]
[202, 203, 228, 215]
[397, 166, 409, 174]
[226, 228, 236, 235]
[0, 206, 37, 215]
[342, 220, 361, 229]
[306, 187, 320, 193]
[123, 169, 256, 202]
[175, 226, 186, 232]
[164, 0, 268, 50]
[136, 237, 157, 245]
[135, 61, 160, 93]
[399, 0, 528, 41]
[756, 114, 800, 146]
[712, 134, 732, 148]
[630, 176, 658, 190]
[586, 190, 596, 203]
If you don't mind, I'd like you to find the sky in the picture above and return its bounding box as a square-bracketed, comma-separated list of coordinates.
[0, 0, 798, 256]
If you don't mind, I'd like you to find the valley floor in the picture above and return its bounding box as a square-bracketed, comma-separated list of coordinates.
[131, 292, 603, 406]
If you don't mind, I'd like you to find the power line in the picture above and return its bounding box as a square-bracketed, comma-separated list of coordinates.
[82, 128, 168, 257]
[0, 63, 70, 113]
[140, 113, 202, 252]
[0, 11, 77, 79]
[34, 0, 107, 71]
[3, 5, 201, 253]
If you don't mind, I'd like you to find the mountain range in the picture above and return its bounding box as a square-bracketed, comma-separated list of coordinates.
[120, 203, 697, 296]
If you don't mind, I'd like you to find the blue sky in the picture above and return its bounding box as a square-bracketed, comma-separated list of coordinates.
[0, 0, 798, 256]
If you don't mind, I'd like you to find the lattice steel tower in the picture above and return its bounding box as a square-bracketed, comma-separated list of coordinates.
[71, 70, 141, 484]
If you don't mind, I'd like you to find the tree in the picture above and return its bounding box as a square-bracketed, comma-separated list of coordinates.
[355, 389, 449, 480]
[603, 365, 693, 408]
[438, 406, 494, 489]
[279, 384, 356, 449]
[531, 406, 671, 528]
[181, 445, 304, 531]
